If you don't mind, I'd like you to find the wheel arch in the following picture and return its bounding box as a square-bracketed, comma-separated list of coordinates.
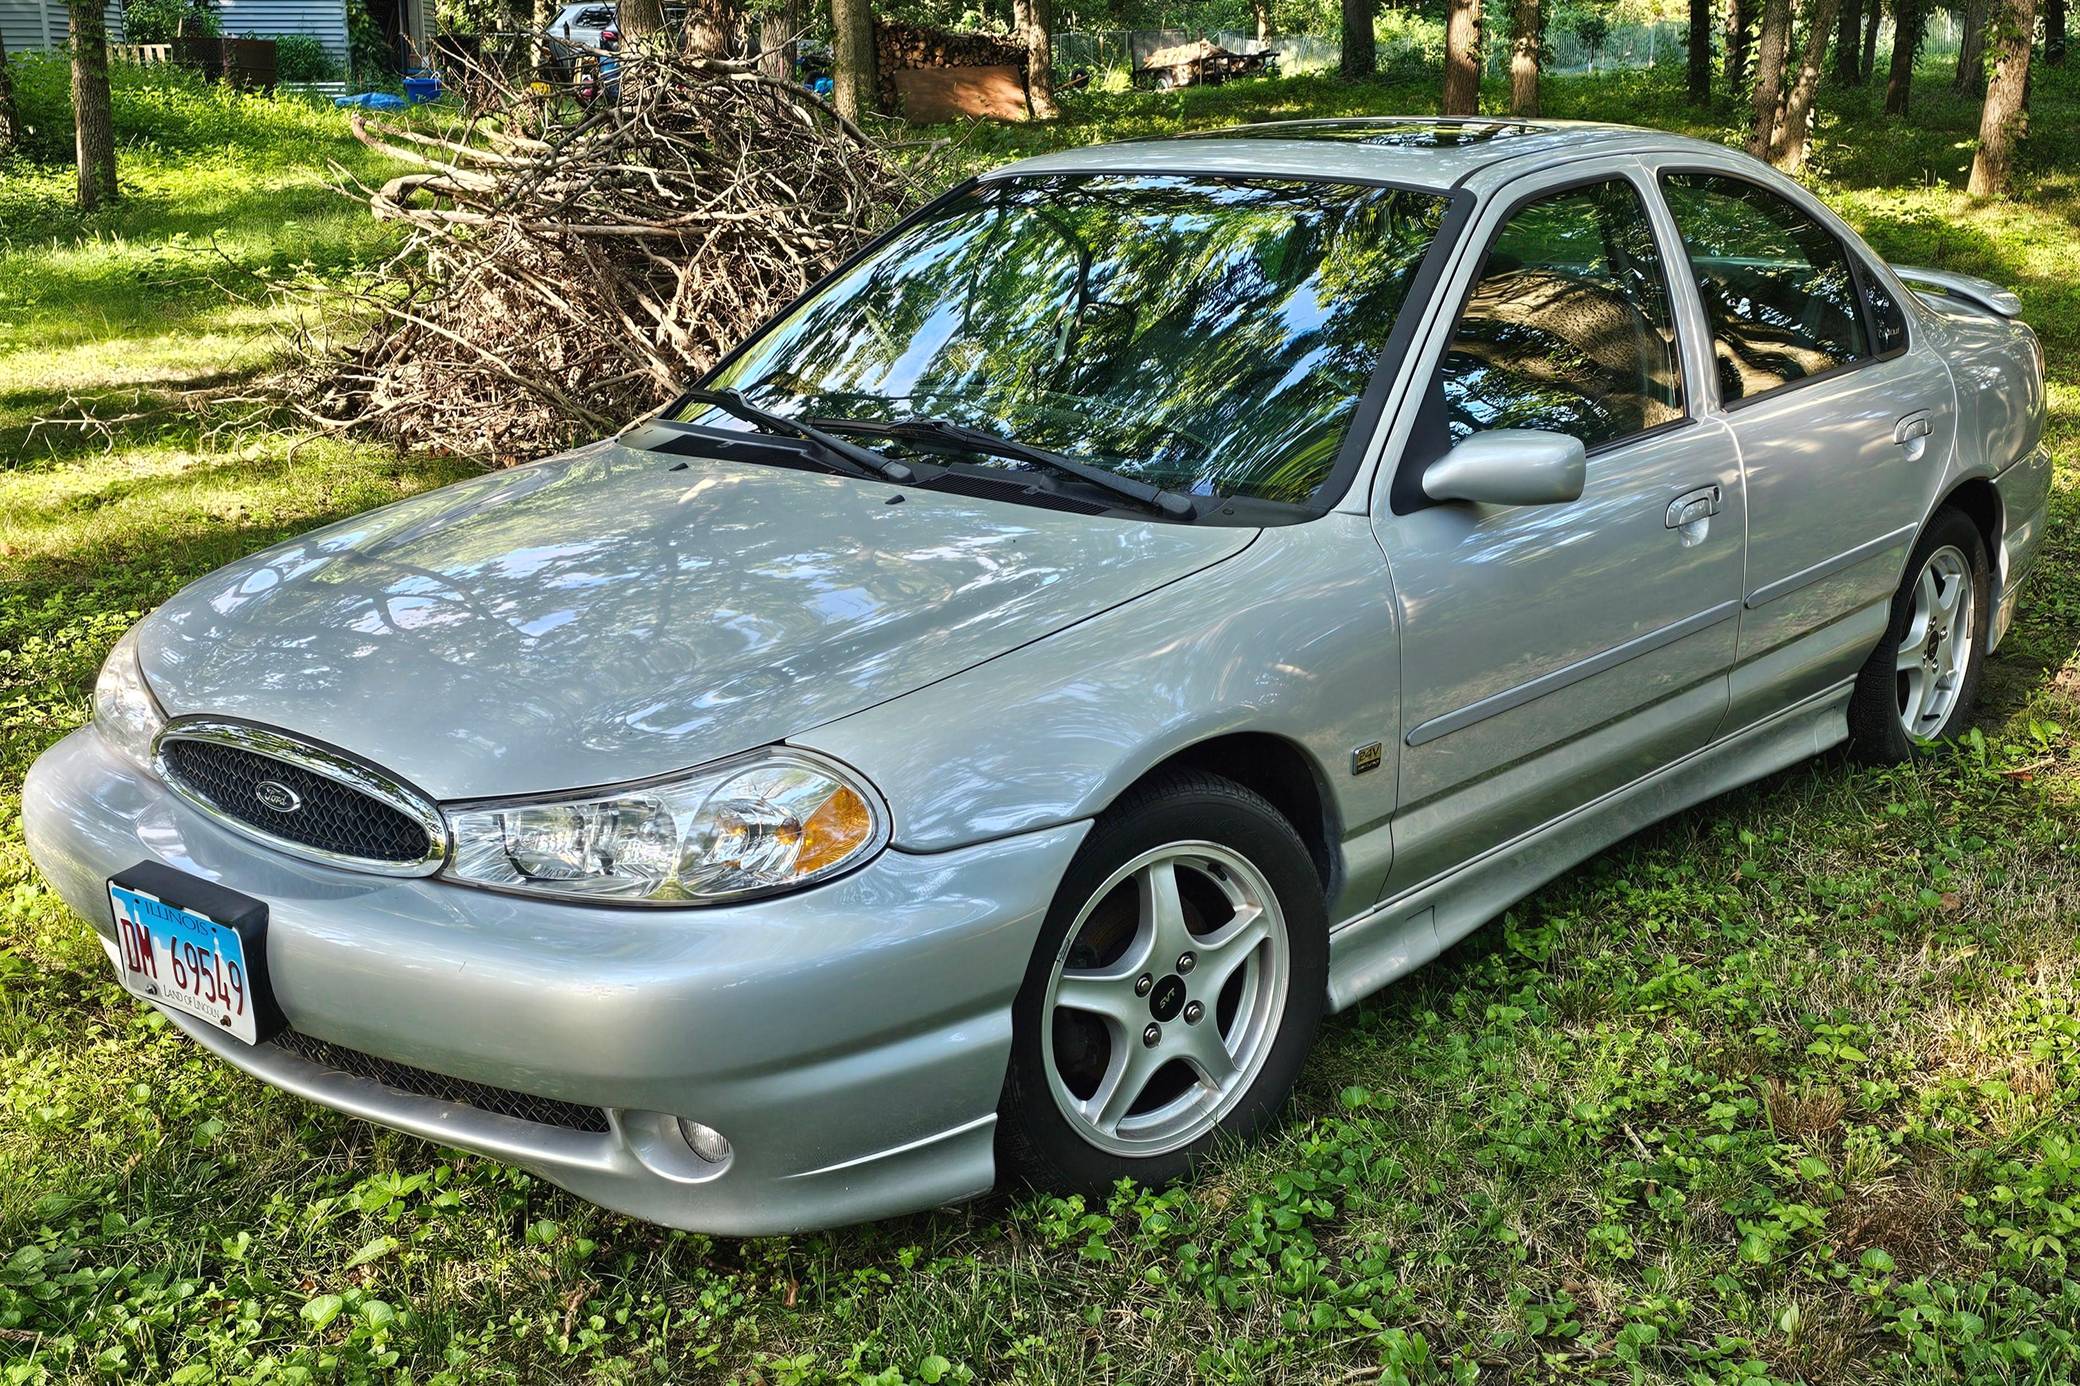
[1934, 474, 2003, 571]
[1111, 732, 1341, 903]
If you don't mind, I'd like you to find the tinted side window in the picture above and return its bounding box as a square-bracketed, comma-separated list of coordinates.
[1435, 178, 1685, 451]
[1859, 261, 1909, 356]
[1660, 172, 1869, 403]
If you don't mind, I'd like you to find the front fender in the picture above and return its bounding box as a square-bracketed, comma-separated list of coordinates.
[791, 514, 1400, 887]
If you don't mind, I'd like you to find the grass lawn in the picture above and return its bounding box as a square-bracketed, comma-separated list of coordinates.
[2, 55, 2077, 1384]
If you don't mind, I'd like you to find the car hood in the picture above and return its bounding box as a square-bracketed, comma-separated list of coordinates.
[139, 442, 1255, 800]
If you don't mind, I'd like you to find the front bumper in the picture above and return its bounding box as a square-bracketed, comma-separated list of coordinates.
[23, 726, 1087, 1235]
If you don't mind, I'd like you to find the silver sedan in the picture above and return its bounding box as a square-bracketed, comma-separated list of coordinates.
[24, 118, 2052, 1234]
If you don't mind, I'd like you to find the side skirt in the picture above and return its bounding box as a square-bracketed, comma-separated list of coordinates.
[1325, 679, 1853, 1013]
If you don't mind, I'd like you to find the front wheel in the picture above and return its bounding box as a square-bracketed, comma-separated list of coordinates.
[1848, 508, 1991, 762]
[997, 770, 1326, 1193]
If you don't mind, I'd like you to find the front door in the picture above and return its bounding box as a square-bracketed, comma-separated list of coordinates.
[1375, 167, 1748, 897]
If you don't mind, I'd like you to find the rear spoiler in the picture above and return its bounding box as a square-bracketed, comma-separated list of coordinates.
[1893, 265, 2024, 319]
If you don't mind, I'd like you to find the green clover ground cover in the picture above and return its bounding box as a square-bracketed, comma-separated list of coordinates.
[2, 57, 2078, 1384]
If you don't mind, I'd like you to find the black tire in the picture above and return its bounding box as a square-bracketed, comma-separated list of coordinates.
[1847, 507, 1992, 763]
[996, 769, 1327, 1194]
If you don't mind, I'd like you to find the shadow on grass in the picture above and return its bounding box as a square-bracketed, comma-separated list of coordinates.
[0, 374, 268, 467]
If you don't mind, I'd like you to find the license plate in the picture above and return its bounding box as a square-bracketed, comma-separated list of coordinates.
[106, 864, 278, 1046]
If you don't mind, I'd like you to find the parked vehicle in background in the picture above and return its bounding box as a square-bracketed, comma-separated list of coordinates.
[24, 118, 2050, 1236]
[546, 1, 615, 50]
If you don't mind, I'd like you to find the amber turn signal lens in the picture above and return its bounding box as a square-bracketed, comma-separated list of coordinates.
[795, 785, 873, 876]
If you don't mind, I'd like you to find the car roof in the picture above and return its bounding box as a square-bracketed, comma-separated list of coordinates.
[983, 117, 1737, 193]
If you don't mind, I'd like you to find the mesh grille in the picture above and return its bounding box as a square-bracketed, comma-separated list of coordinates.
[162, 739, 434, 865]
[270, 1031, 613, 1134]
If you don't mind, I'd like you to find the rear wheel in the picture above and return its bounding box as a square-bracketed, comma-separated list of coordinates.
[997, 770, 1326, 1192]
[1848, 508, 1991, 762]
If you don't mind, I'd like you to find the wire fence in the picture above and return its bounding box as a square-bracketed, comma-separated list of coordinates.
[1061, 15, 1958, 82]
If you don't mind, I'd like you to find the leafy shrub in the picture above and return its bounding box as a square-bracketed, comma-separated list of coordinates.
[348, 0, 396, 78]
[5, 51, 352, 166]
[122, 0, 222, 42]
[271, 32, 340, 82]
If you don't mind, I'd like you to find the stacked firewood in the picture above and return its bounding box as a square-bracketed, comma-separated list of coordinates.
[873, 19, 1027, 108]
[287, 47, 914, 462]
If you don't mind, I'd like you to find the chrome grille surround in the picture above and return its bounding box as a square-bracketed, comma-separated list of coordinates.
[153, 717, 449, 876]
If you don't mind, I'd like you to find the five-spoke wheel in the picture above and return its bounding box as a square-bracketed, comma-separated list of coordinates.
[1896, 543, 1976, 739]
[998, 770, 1326, 1191]
[1041, 842, 1289, 1157]
[1851, 508, 1990, 763]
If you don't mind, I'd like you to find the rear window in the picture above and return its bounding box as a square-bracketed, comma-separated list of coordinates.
[1660, 172, 1870, 404]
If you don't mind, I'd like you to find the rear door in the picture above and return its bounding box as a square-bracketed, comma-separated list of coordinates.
[1372, 161, 1747, 896]
[1651, 166, 1956, 726]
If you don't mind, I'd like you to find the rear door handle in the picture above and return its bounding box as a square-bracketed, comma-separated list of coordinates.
[1894, 411, 1933, 444]
[1665, 484, 1722, 529]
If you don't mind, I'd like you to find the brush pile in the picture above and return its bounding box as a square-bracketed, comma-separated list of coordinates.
[297, 48, 914, 461]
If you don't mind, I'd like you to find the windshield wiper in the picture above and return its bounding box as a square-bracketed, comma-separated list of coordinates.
[682, 388, 915, 483]
[807, 415, 1198, 519]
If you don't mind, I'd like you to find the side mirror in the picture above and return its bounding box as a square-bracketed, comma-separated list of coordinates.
[1421, 429, 1587, 508]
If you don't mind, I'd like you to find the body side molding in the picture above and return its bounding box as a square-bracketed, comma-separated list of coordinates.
[1405, 599, 1742, 747]
[1744, 523, 1918, 610]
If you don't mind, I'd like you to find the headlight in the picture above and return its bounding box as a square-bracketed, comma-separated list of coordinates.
[93, 626, 166, 772]
[444, 749, 889, 904]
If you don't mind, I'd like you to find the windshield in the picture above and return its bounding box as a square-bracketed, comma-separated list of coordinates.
[677, 173, 1450, 510]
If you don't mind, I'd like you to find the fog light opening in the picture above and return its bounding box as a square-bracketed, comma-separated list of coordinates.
[678, 1118, 732, 1164]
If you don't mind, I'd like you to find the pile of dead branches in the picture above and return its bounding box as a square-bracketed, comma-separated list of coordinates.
[294, 48, 916, 461]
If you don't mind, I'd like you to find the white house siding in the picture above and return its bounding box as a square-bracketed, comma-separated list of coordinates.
[1, 0, 126, 54]
[217, 0, 349, 67]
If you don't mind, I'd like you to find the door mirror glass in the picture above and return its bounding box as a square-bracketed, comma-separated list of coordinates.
[1422, 429, 1587, 507]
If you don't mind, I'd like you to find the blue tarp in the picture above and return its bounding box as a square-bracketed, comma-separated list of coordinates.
[333, 92, 411, 110]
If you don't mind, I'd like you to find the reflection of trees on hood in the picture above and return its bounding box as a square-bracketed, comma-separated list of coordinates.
[706, 175, 1448, 507]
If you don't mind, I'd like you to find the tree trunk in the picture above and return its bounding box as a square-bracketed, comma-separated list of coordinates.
[1688, 0, 1713, 102]
[1833, 0, 1862, 81]
[1340, 0, 1376, 77]
[757, 0, 798, 79]
[1509, 0, 1541, 114]
[2045, 0, 2064, 63]
[1884, 0, 1923, 113]
[0, 27, 18, 155]
[1013, 0, 1057, 119]
[531, 0, 557, 73]
[1968, 0, 2036, 193]
[1442, 0, 1481, 113]
[1860, 0, 1880, 77]
[831, 0, 876, 120]
[1955, 0, 1989, 90]
[618, 0, 666, 41]
[680, 0, 740, 56]
[68, 0, 116, 210]
[1744, 0, 1791, 155]
[1725, 0, 1753, 93]
[1253, 0, 1273, 42]
[1771, 0, 1838, 171]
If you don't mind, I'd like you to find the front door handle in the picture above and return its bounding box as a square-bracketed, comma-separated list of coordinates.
[1665, 484, 1722, 529]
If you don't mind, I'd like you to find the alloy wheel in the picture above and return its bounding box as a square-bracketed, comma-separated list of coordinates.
[1040, 841, 1290, 1158]
[1896, 543, 1976, 740]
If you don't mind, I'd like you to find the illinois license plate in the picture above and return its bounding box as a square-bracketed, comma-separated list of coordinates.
[107, 866, 274, 1046]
